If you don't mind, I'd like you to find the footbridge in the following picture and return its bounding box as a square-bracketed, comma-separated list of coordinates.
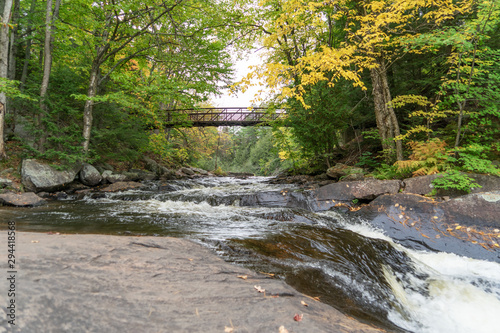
[164, 107, 286, 127]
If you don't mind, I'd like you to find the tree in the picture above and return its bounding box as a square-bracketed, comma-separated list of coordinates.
[244, 0, 472, 162]
[38, 0, 61, 152]
[0, 0, 14, 159]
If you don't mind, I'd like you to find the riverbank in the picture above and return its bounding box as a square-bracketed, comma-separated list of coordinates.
[0, 232, 384, 333]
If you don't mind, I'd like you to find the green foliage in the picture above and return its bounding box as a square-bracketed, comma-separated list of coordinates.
[431, 170, 481, 194]
[356, 152, 379, 170]
[371, 163, 405, 180]
[449, 144, 500, 175]
[0, 79, 33, 100]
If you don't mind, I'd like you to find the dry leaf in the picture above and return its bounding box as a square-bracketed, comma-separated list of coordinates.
[224, 327, 234, 333]
[435, 234, 441, 239]
[31, 240, 39, 243]
[301, 300, 309, 307]
[237, 275, 248, 280]
[254, 285, 265, 293]
[455, 226, 462, 230]
[279, 325, 289, 333]
[294, 313, 303, 322]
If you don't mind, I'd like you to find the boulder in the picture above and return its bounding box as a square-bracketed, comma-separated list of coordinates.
[191, 167, 209, 175]
[0, 177, 13, 188]
[0, 192, 46, 207]
[102, 171, 127, 184]
[143, 156, 160, 174]
[402, 175, 440, 195]
[100, 181, 143, 192]
[181, 167, 195, 176]
[21, 159, 80, 192]
[315, 178, 402, 201]
[79, 163, 102, 186]
[159, 167, 177, 180]
[326, 163, 350, 179]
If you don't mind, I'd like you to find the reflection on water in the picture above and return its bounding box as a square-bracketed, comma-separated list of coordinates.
[1, 177, 499, 332]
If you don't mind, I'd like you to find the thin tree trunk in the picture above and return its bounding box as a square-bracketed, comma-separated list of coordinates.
[38, 0, 61, 152]
[7, 0, 19, 80]
[20, 0, 37, 90]
[82, 61, 100, 153]
[0, 0, 14, 159]
[370, 58, 403, 161]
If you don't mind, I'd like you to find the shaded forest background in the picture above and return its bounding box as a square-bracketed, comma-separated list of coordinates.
[0, 0, 499, 187]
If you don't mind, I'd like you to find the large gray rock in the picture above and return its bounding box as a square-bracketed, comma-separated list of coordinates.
[315, 178, 402, 201]
[402, 174, 440, 195]
[143, 156, 160, 174]
[326, 163, 350, 179]
[79, 163, 102, 186]
[102, 170, 127, 183]
[354, 192, 500, 262]
[0, 192, 46, 207]
[21, 159, 81, 192]
[2, 232, 380, 333]
[0, 177, 13, 188]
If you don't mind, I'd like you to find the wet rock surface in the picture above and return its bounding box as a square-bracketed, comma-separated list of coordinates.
[352, 192, 500, 263]
[0, 232, 383, 333]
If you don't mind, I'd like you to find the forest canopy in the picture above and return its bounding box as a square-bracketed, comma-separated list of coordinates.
[0, 0, 499, 182]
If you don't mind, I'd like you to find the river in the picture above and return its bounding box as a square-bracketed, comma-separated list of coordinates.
[2, 176, 500, 332]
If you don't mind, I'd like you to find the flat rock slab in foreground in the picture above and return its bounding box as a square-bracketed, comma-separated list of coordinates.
[0, 232, 382, 333]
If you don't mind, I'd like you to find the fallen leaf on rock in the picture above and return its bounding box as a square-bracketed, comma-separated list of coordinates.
[237, 275, 248, 280]
[456, 225, 462, 230]
[301, 300, 309, 307]
[254, 285, 265, 293]
[294, 313, 303, 322]
[31, 240, 39, 243]
[279, 325, 289, 333]
[225, 319, 235, 332]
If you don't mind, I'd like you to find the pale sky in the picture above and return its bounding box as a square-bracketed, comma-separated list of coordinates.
[212, 52, 264, 108]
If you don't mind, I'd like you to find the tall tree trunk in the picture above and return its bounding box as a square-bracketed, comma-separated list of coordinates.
[370, 58, 403, 161]
[7, 0, 19, 80]
[82, 61, 100, 153]
[38, 0, 61, 152]
[0, 0, 14, 159]
[20, 0, 37, 90]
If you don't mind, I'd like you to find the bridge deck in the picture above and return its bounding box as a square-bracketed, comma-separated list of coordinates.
[164, 107, 285, 127]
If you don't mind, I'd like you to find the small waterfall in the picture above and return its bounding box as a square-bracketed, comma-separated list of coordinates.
[2, 176, 499, 332]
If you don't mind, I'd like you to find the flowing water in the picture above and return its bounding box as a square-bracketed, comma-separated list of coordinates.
[1, 176, 500, 332]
